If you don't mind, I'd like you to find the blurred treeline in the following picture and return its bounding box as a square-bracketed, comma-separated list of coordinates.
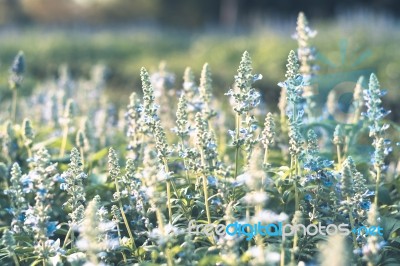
[0, 0, 399, 28]
[1, 24, 400, 121]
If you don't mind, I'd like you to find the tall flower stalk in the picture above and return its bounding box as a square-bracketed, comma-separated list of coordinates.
[5, 163, 27, 233]
[199, 63, 216, 128]
[333, 124, 344, 167]
[60, 148, 87, 249]
[195, 113, 212, 223]
[350, 76, 365, 124]
[108, 147, 137, 252]
[77, 197, 111, 265]
[363, 73, 392, 206]
[364, 204, 384, 266]
[126, 92, 143, 161]
[278, 50, 305, 212]
[9, 51, 25, 122]
[140, 67, 176, 223]
[75, 129, 88, 168]
[22, 118, 35, 159]
[226, 51, 262, 179]
[261, 112, 275, 168]
[340, 157, 358, 254]
[24, 148, 60, 265]
[173, 93, 191, 184]
[59, 99, 74, 157]
[293, 12, 317, 120]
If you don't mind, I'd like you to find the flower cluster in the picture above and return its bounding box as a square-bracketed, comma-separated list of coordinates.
[199, 63, 216, 121]
[60, 148, 87, 229]
[226, 51, 262, 170]
[140, 67, 159, 130]
[363, 74, 391, 138]
[4, 163, 27, 233]
[24, 148, 61, 262]
[293, 12, 318, 101]
[9, 51, 25, 89]
[226, 51, 262, 115]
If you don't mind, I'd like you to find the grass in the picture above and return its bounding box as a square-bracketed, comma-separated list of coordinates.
[0, 20, 400, 118]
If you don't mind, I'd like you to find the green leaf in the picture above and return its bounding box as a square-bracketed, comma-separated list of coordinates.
[380, 216, 400, 240]
[88, 147, 108, 163]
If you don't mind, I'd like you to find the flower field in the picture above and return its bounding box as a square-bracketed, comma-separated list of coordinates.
[0, 13, 399, 266]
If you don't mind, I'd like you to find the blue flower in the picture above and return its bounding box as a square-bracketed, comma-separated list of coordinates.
[211, 198, 222, 206]
[47, 221, 58, 236]
[17, 212, 25, 222]
[359, 200, 371, 210]
[207, 176, 217, 187]
[323, 179, 333, 187]
[304, 194, 312, 202]
[20, 175, 33, 186]
[37, 188, 48, 197]
[5, 207, 14, 215]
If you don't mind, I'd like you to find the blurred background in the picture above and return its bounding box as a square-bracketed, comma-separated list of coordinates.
[0, 0, 399, 120]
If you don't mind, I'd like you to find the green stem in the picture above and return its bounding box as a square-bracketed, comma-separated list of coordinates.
[294, 184, 299, 212]
[11, 89, 17, 122]
[289, 101, 300, 212]
[343, 135, 350, 157]
[292, 158, 300, 263]
[119, 201, 137, 249]
[139, 134, 145, 161]
[234, 113, 241, 178]
[347, 196, 359, 264]
[232, 113, 241, 201]
[180, 138, 190, 185]
[41, 241, 47, 266]
[70, 229, 74, 249]
[255, 203, 264, 247]
[199, 151, 211, 224]
[166, 180, 172, 223]
[115, 180, 137, 251]
[280, 113, 286, 133]
[12, 253, 20, 266]
[202, 175, 211, 224]
[62, 227, 72, 249]
[374, 167, 381, 206]
[290, 156, 294, 179]
[280, 240, 285, 266]
[165, 248, 174, 266]
[162, 158, 190, 220]
[153, 207, 173, 265]
[26, 145, 32, 160]
[246, 206, 251, 248]
[59, 125, 69, 157]
[293, 157, 299, 212]
[336, 144, 342, 167]
[353, 109, 361, 125]
[155, 208, 165, 232]
[291, 232, 298, 265]
[79, 147, 85, 169]
[263, 147, 269, 166]
[116, 223, 127, 263]
[162, 158, 173, 224]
